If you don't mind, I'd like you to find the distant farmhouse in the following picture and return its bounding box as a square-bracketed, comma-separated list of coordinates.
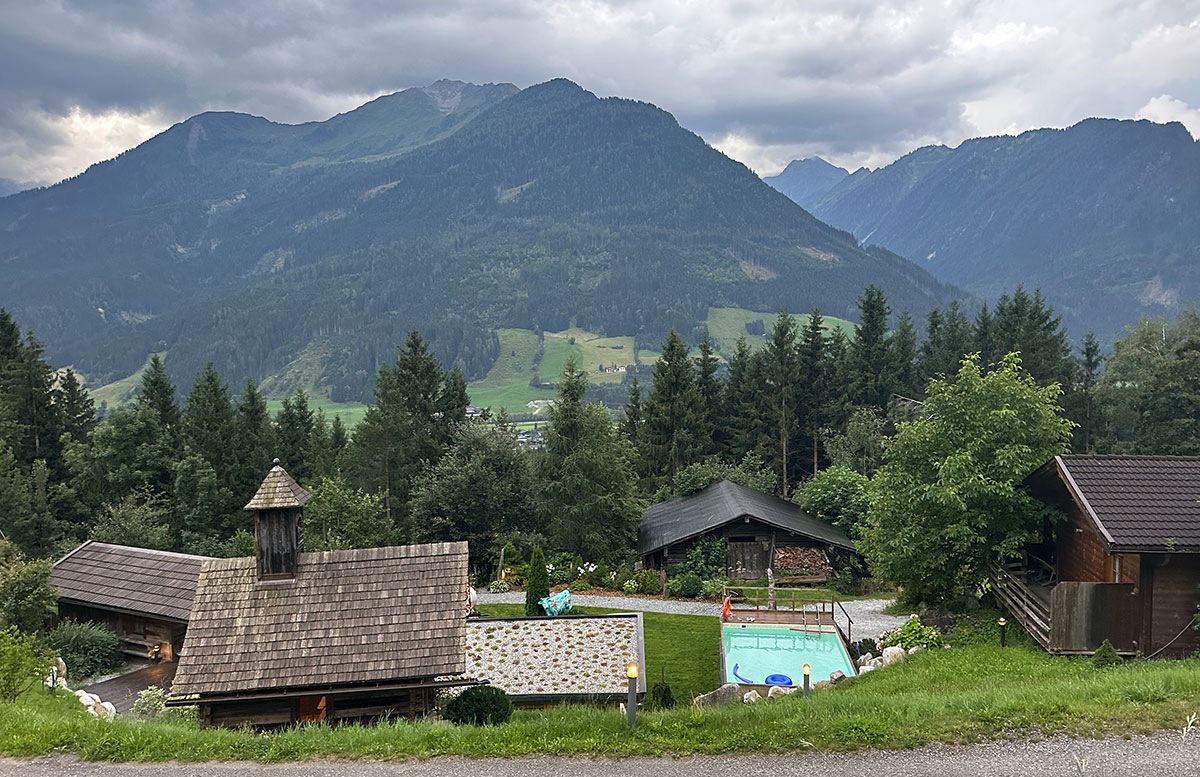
[638, 480, 855, 580]
[996, 454, 1200, 657]
[167, 462, 477, 727]
[51, 542, 212, 662]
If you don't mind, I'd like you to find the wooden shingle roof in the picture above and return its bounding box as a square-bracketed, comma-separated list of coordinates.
[170, 542, 469, 699]
[1027, 455, 1200, 552]
[244, 463, 312, 510]
[51, 542, 213, 622]
[638, 479, 855, 556]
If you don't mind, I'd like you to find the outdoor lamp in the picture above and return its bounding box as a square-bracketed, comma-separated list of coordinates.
[998, 616, 1008, 647]
[625, 661, 639, 728]
[802, 663, 812, 699]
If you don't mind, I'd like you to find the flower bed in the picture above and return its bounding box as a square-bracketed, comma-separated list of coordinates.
[465, 614, 645, 698]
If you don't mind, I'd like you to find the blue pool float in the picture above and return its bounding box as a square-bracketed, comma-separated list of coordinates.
[732, 663, 753, 683]
[764, 673, 792, 686]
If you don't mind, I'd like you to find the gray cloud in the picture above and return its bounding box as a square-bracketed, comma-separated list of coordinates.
[1, 0, 1198, 184]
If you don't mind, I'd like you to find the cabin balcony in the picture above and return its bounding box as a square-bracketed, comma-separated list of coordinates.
[989, 556, 1139, 655]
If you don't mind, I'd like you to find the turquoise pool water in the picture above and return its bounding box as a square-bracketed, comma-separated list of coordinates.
[722, 623, 856, 686]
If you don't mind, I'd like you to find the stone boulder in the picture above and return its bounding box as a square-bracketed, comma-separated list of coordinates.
[882, 646, 906, 666]
[767, 685, 796, 699]
[857, 652, 874, 667]
[693, 682, 743, 709]
[858, 663, 875, 674]
[908, 645, 923, 655]
[743, 689, 763, 704]
[829, 670, 846, 685]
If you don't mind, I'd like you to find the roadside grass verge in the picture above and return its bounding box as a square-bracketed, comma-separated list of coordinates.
[4, 643, 1200, 762]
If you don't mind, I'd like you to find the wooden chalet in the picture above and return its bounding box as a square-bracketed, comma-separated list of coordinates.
[167, 461, 476, 727]
[638, 479, 855, 580]
[995, 455, 1200, 657]
[51, 541, 212, 661]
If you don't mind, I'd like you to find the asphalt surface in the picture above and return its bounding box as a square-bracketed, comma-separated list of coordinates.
[4, 732, 1200, 776]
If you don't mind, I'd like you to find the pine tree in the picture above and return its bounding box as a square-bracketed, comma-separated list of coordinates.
[848, 286, 893, 413]
[890, 312, 919, 400]
[622, 376, 644, 447]
[694, 332, 721, 454]
[136, 354, 181, 444]
[643, 331, 706, 483]
[1, 333, 63, 469]
[57, 369, 97, 444]
[722, 336, 758, 460]
[181, 364, 236, 483]
[796, 311, 830, 477]
[918, 300, 973, 384]
[758, 311, 801, 494]
[525, 546, 550, 616]
[232, 381, 275, 502]
[275, 388, 314, 481]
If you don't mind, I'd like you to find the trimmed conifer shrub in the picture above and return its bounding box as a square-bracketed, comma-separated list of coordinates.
[444, 685, 513, 726]
[525, 546, 550, 616]
[1092, 638, 1122, 668]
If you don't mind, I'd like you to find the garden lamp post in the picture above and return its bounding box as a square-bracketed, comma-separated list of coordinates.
[626, 661, 639, 728]
[998, 616, 1008, 647]
[802, 663, 811, 699]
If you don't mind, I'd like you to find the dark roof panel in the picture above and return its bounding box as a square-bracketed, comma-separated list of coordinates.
[170, 542, 469, 698]
[638, 479, 854, 555]
[51, 542, 212, 622]
[1033, 455, 1200, 552]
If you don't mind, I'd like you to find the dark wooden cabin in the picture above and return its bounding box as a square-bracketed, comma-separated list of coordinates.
[50, 541, 212, 661]
[638, 479, 855, 580]
[167, 462, 476, 727]
[994, 454, 1200, 657]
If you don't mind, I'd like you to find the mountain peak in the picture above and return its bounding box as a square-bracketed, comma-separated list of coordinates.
[763, 157, 849, 210]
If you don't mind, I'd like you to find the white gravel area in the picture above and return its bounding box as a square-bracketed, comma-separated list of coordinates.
[476, 591, 909, 640]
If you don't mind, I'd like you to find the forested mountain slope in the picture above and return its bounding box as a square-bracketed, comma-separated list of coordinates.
[0, 79, 956, 401]
[776, 119, 1200, 339]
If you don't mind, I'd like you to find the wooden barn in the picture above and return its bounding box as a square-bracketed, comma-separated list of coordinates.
[638, 479, 855, 580]
[994, 454, 1200, 657]
[50, 541, 212, 661]
[167, 462, 477, 727]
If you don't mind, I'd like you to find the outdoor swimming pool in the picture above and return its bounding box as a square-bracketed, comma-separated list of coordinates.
[722, 623, 856, 686]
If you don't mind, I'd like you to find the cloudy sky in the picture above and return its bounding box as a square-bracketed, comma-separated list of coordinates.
[1, 0, 1198, 186]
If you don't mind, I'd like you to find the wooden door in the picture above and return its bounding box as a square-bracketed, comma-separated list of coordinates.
[727, 542, 767, 580]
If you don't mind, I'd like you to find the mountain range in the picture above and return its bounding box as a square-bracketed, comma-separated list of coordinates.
[765, 119, 1200, 340]
[0, 79, 955, 401]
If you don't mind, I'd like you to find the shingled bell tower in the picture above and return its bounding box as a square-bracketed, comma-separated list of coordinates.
[245, 459, 313, 581]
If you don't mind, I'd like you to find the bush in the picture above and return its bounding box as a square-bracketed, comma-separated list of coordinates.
[1092, 638, 1122, 669]
[0, 626, 54, 702]
[487, 580, 511, 594]
[633, 569, 661, 596]
[525, 546, 550, 617]
[879, 616, 942, 651]
[132, 685, 198, 723]
[443, 685, 513, 726]
[585, 562, 611, 588]
[698, 577, 733, 600]
[611, 564, 634, 591]
[651, 680, 675, 709]
[0, 557, 57, 634]
[852, 637, 878, 658]
[667, 572, 703, 598]
[42, 620, 119, 680]
[622, 579, 638, 594]
[676, 537, 726, 580]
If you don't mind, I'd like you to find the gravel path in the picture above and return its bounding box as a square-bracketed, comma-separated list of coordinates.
[475, 592, 910, 640]
[6, 732, 1200, 776]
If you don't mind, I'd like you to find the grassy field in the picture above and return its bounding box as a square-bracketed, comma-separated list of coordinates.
[264, 397, 370, 429]
[704, 307, 857, 357]
[87, 353, 161, 410]
[5, 635, 1200, 761]
[480, 604, 720, 702]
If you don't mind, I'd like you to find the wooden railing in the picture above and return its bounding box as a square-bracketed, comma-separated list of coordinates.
[990, 561, 1051, 648]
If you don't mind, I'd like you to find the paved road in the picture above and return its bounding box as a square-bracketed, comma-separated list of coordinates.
[476, 592, 909, 642]
[4, 733, 1199, 776]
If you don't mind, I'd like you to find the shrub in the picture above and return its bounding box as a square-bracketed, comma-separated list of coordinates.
[443, 685, 513, 726]
[612, 564, 634, 591]
[879, 616, 942, 651]
[698, 577, 732, 600]
[132, 685, 198, 723]
[41, 620, 119, 680]
[634, 569, 661, 596]
[0, 626, 54, 702]
[487, 580, 511, 594]
[585, 562, 611, 588]
[1092, 638, 1122, 669]
[676, 537, 726, 580]
[622, 579, 638, 594]
[667, 572, 703, 598]
[525, 547, 550, 616]
[0, 557, 57, 634]
[852, 637, 878, 658]
[651, 680, 676, 709]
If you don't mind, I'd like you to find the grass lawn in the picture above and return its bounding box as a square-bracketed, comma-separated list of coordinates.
[479, 604, 720, 702]
[704, 307, 857, 357]
[264, 397, 370, 429]
[5, 638, 1200, 761]
[87, 352, 161, 409]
